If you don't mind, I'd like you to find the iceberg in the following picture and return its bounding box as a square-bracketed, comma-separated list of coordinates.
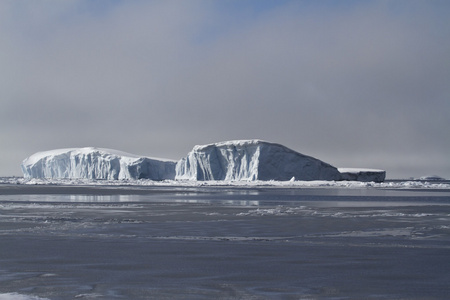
[418, 175, 446, 181]
[21, 147, 176, 180]
[338, 168, 386, 183]
[21, 141, 386, 182]
[175, 140, 343, 181]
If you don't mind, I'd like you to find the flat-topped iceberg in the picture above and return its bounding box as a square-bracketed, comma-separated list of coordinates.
[21, 141, 386, 182]
[338, 168, 386, 182]
[175, 140, 343, 181]
[21, 147, 176, 180]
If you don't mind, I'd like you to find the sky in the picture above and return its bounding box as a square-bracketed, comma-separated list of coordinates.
[1, 0, 449, 179]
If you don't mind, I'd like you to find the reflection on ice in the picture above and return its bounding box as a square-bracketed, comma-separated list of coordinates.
[68, 194, 140, 202]
[172, 199, 260, 206]
[0, 194, 142, 203]
[319, 228, 414, 238]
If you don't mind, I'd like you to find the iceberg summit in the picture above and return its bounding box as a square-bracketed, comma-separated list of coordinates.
[21, 140, 386, 182]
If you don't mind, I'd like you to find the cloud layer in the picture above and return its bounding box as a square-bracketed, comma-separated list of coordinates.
[1, 0, 449, 178]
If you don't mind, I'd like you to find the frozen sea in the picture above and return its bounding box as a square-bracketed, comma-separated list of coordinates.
[0, 179, 449, 299]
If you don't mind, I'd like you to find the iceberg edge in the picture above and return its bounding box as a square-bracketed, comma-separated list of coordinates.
[22, 140, 386, 182]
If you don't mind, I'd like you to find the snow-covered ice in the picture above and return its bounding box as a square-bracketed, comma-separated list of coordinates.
[21, 147, 176, 180]
[4, 177, 450, 189]
[20, 140, 388, 182]
[176, 140, 342, 181]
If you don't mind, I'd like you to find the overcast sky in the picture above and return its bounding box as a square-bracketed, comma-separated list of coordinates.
[1, 0, 449, 179]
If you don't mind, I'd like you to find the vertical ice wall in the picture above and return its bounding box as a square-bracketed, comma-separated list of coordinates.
[21, 148, 176, 180]
[175, 140, 343, 181]
[21, 142, 386, 182]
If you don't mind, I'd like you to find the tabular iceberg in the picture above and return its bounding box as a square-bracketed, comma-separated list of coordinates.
[175, 140, 343, 181]
[338, 168, 386, 182]
[21, 140, 386, 182]
[21, 147, 176, 180]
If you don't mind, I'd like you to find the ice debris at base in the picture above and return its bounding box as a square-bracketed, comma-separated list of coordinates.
[3, 177, 450, 189]
[21, 147, 176, 180]
[21, 140, 386, 182]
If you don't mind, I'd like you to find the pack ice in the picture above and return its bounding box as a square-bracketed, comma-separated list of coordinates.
[21, 148, 176, 180]
[21, 140, 386, 182]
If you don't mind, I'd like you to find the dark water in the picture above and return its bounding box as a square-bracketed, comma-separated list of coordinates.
[0, 185, 449, 299]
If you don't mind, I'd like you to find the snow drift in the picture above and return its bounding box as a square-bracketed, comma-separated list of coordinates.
[21, 148, 176, 180]
[175, 140, 343, 181]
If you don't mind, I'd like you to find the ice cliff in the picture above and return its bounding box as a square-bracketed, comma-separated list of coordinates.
[338, 168, 386, 183]
[21, 148, 176, 180]
[22, 141, 386, 182]
[175, 140, 343, 181]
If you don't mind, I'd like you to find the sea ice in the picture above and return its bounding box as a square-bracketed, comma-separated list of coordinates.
[0, 293, 49, 300]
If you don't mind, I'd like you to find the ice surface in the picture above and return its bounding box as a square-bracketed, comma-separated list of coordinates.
[418, 175, 447, 181]
[0, 293, 49, 300]
[338, 168, 386, 182]
[21, 147, 176, 180]
[20, 140, 387, 182]
[1, 187, 449, 299]
[4, 177, 450, 189]
[176, 140, 342, 181]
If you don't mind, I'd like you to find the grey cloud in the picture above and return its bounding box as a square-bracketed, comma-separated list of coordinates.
[1, 1, 449, 178]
